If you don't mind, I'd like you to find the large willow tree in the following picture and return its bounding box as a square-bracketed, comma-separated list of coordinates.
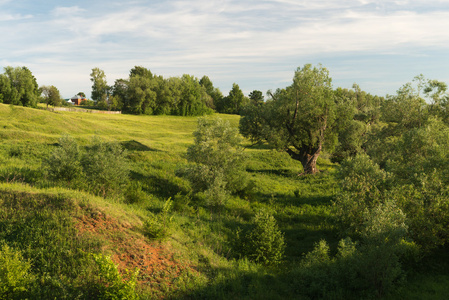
[240, 64, 338, 174]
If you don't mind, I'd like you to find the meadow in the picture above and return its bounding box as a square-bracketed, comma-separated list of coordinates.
[0, 103, 448, 299]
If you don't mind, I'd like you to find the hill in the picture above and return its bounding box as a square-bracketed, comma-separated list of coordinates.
[0, 103, 448, 299]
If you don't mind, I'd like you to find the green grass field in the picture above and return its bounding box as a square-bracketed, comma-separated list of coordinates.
[0, 103, 448, 299]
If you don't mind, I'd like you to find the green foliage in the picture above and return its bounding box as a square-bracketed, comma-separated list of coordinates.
[294, 235, 408, 299]
[43, 135, 82, 182]
[0, 243, 33, 299]
[39, 85, 62, 107]
[216, 83, 248, 114]
[387, 116, 449, 184]
[124, 181, 147, 204]
[43, 135, 129, 197]
[240, 64, 339, 174]
[90, 67, 109, 103]
[184, 117, 250, 207]
[143, 198, 173, 240]
[81, 138, 129, 197]
[92, 253, 138, 300]
[334, 154, 390, 234]
[238, 210, 285, 266]
[0, 66, 39, 107]
[112, 66, 213, 116]
[199, 75, 223, 110]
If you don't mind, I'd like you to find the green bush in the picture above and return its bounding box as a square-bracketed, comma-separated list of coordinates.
[334, 154, 391, 235]
[143, 198, 173, 240]
[0, 243, 33, 299]
[184, 117, 251, 206]
[240, 210, 285, 266]
[42, 135, 82, 182]
[294, 236, 407, 299]
[92, 253, 138, 300]
[124, 181, 147, 204]
[81, 138, 129, 197]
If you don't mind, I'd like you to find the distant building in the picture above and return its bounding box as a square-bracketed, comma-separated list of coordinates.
[70, 95, 87, 105]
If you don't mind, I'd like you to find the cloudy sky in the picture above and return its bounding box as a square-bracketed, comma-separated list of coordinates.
[1, 0, 448, 98]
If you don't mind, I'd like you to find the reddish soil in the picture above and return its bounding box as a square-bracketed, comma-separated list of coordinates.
[74, 209, 194, 295]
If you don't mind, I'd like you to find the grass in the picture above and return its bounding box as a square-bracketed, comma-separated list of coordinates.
[0, 103, 448, 299]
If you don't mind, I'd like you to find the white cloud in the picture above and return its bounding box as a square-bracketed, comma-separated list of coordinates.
[1, 0, 449, 97]
[0, 13, 32, 21]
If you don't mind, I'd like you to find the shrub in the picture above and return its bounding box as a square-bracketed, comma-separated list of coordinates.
[143, 198, 173, 240]
[241, 210, 285, 266]
[334, 154, 391, 235]
[124, 181, 147, 204]
[184, 117, 250, 205]
[81, 138, 129, 197]
[92, 253, 138, 300]
[0, 243, 33, 299]
[42, 135, 82, 182]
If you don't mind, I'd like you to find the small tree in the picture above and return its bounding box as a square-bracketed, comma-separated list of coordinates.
[185, 117, 249, 207]
[242, 210, 285, 266]
[40, 85, 62, 108]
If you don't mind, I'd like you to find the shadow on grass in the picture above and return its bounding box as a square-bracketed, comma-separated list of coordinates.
[179, 261, 290, 300]
[246, 168, 298, 177]
[121, 140, 159, 152]
[130, 170, 189, 201]
[253, 191, 334, 208]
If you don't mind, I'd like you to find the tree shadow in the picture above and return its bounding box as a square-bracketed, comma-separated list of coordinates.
[246, 168, 298, 177]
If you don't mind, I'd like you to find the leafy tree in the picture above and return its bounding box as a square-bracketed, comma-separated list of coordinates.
[129, 65, 153, 79]
[184, 117, 249, 207]
[199, 75, 223, 110]
[216, 83, 247, 114]
[240, 64, 337, 174]
[77, 92, 86, 98]
[0, 74, 12, 104]
[0, 66, 39, 107]
[248, 90, 264, 106]
[331, 85, 383, 162]
[177, 74, 212, 116]
[90, 67, 108, 103]
[40, 85, 62, 108]
[127, 71, 157, 114]
[112, 79, 130, 111]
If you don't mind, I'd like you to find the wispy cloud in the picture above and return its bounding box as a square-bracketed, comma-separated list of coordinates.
[0, 0, 448, 97]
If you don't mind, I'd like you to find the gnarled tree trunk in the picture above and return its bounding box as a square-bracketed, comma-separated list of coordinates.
[286, 142, 322, 175]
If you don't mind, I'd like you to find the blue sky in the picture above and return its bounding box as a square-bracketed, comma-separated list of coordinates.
[1, 0, 448, 99]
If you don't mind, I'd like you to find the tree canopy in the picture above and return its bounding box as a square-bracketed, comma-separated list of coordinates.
[109, 66, 213, 116]
[240, 64, 338, 174]
[0, 66, 39, 107]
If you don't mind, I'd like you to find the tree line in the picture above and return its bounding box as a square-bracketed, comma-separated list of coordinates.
[89, 66, 254, 116]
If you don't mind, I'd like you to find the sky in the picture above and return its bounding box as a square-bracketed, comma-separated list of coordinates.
[1, 0, 449, 99]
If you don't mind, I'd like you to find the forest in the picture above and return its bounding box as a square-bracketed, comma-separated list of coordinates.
[0, 64, 448, 299]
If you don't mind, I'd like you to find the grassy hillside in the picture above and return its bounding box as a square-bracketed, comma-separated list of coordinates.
[0, 103, 448, 299]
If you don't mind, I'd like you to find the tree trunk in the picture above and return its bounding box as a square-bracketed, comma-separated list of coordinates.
[286, 143, 322, 175]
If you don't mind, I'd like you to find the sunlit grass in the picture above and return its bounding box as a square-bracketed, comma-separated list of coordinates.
[1, 103, 447, 299]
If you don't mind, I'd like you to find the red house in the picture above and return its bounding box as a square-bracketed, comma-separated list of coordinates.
[70, 95, 87, 105]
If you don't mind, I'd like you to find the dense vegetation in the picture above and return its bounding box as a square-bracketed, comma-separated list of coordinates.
[0, 64, 448, 299]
